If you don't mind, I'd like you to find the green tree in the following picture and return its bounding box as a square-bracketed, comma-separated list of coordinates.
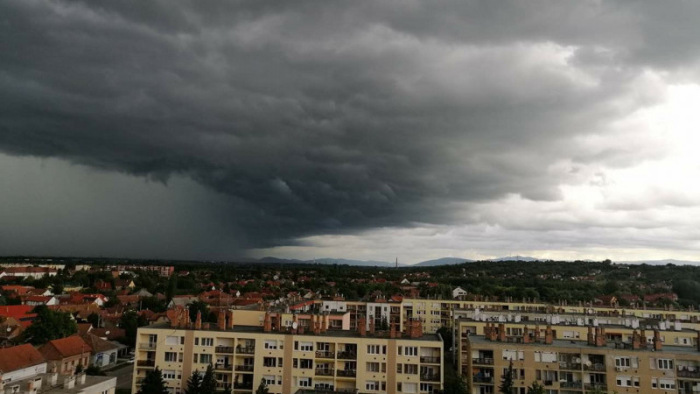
[185, 370, 203, 394]
[137, 367, 169, 394]
[188, 301, 210, 323]
[201, 364, 216, 394]
[499, 360, 514, 394]
[120, 310, 147, 347]
[526, 381, 545, 394]
[23, 305, 77, 345]
[87, 312, 100, 328]
[256, 378, 270, 394]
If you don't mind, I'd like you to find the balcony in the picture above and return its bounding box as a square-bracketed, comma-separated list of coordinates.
[336, 369, 357, 378]
[139, 343, 157, 350]
[214, 363, 231, 371]
[420, 356, 441, 364]
[421, 374, 440, 382]
[137, 360, 155, 367]
[236, 347, 255, 354]
[560, 381, 583, 389]
[472, 358, 494, 365]
[234, 382, 253, 390]
[559, 362, 582, 370]
[583, 364, 606, 372]
[678, 369, 700, 379]
[216, 346, 234, 354]
[315, 368, 335, 376]
[234, 365, 254, 372]
[316, 350, 336, 359]
[472, 376, 493, 384]
[337, 351, 357, 360]
[584, 384, 607, 391]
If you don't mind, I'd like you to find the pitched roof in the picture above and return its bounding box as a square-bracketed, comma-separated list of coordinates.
[80, 333, 119, 353]
[0, 344, 45, 373]
[39, 336, 92, 360]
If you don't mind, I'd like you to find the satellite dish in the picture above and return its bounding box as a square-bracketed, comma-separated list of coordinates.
[292, 322, 298, 329]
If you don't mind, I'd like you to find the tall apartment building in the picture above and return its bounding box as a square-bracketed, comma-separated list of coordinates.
[458, 318, 700, 394]
[133, 310, 444, 394]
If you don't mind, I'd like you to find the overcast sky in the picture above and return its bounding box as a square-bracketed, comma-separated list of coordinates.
[2, 0, 700, 263]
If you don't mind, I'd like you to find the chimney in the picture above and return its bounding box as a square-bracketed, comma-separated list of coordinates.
[640, 329, 647, 348]
[390, 322, 397, 339]
[227, 310, 234, 330]
[522, 326, 530, 344]
[218, 310, 226, 330]
[195, 311, 202, 330]
[498, 323, 506, 342]
[653, 330, 662, 351]
[587, 326, 595, 345]
[203, 322, 210, 329]
[409, 319, 423, 339]
[534, 324, 540, 343]
[321, 314, 328, 333]
[183, 307, 191, 328]
[358, 317, 367, 336]
[263, 312, 272, 333]
[595, 327, 606, 347]
[314, 315, 321, 335]
[545, 324, 553, 345]
[632, 330, 640, 350]
[369, 317, 376, 335]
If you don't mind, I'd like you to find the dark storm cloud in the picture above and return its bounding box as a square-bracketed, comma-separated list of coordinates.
[1, 0, 699, 249]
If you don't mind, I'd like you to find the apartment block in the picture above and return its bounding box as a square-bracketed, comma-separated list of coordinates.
[133, 310, 444, 394]
[458, 318, 700, 394]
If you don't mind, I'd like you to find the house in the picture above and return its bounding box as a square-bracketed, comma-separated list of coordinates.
[453, 287, 468, 299]
[21, 295, 60, 306]
[0, 285, 35, 296]
[0, 344, 47, 385]
[69, 293, 108, 307]
[0, 266, 58, 279]
[0, 305, 38, 328]
[80, 333, 121, 368]
[114, 279, 135, 290]
[168, 295, 198, 309]
[39, 336, 92, 375]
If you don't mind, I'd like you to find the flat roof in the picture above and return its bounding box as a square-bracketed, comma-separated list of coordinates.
[142, 322, 442, 342]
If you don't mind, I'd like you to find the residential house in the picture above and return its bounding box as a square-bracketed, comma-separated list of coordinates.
[39, 336, 92, 375]
[452, 286, 468, 299]
[0, 344, 47, 386]
[80, 333, 121, 368]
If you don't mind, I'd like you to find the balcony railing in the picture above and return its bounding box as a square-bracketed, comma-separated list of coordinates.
[583, 363, 606, 372]
[315, 368, 335, 376]
[235, 365, 254, 372]
[216, 346, 234, 354]
[559, 362, 582, 370]
[137, 360, 155, 367]
[236, 346, 255, 354]
[139, 343, 157, 350]
[420, 356, 441, 364]
[336, 369, 357, 377]
[337, 351, 357, 360]
[316, 350, 336, 359]
[584, 383, 608, 391]
[472, 358, 494, 365]
[560, 381, 583, 389]
[472, 376, 493, 383]
[214, 363, 231, 370]
[679, 370, 700, 380]
[234, 382, 253, 390]
[421, 374, 440, 382]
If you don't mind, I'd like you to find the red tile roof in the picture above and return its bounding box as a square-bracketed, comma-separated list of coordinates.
[39, 336, 93, 360]
[0, 344, 46, 373]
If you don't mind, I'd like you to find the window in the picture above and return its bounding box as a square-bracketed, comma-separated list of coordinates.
[404, 364, 418, 374]
[265, 340, 278, 350]
[658, 379, 675, 389]
[403, 383, 417, 393]
[165, 336, 179, 345]
[404, 346, 418, 356]
[202, 338, 213, 347]
[165, 352, 177, 362]
[297, 377, 312, 387]
[163, 370, 176, 380]
[657, 359, 674, 370]
[264, 375, 276, 385]
[367, 345, 384, 354]
[366, 381, 379, 391]
[616, 376, 637, 387]
[420, 383, 435, 392]
[263, 357, 277, 367]
[300, 359, 313, 369]
[615, 357, 630, 367]
[194, 338, 199, 346]
[200, 354, 212, 364]
[299, 342, 313, 352]
[534, 351, 557, 363]
[397, 364, 402, 374]
[367, 362, 379, 372]
[502, 349, 524, 361]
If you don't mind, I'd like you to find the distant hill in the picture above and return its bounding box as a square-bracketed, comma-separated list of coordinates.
[487, 256, 542, 262]
[255, 256, 396, 267]
[414, 257, 474, 266]
[617, 259, 700, 266]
